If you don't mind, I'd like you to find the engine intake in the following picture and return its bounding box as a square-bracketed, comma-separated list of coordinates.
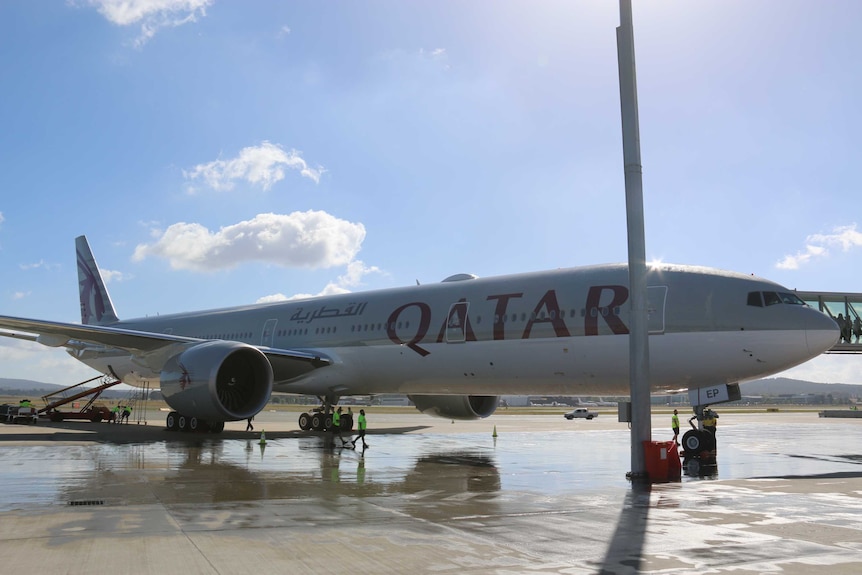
[408, 394, 499, 420]
[161, 341, 273, 421]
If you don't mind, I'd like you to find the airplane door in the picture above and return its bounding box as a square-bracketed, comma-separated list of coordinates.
[261, 319, 278, 347]
[647, 286, 667, 334]
[445, 302, 469, 343]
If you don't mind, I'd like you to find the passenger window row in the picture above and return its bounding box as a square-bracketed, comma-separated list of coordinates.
[193, 305, 625, 341]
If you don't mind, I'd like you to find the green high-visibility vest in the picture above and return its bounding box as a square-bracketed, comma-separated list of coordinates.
[332, 411, 341, 425]
[358, 414, 367, 430]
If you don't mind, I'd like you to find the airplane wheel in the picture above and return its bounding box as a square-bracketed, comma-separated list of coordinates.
[311, 413, 324, 430]
[166, 412, 179, 431]
[341, 414, 353, 431]
[189, 417, 200, 432]
[178, 414, 188, 432]
[682, 430, 703, 453]
[298, 412, 311, 430]
[208, 421, 224, 433]
[324, 414, 333, 430]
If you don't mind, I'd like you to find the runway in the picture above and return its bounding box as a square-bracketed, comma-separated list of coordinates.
[1, 410, 861, 574]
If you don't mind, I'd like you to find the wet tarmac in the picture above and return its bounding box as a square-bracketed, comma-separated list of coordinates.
[1, 411, 861, 574]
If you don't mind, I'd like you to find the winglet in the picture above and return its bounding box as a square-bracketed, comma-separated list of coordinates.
[76, 235, 119, 325]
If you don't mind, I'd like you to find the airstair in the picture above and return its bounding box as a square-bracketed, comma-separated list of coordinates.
[38, 375, 122, 415]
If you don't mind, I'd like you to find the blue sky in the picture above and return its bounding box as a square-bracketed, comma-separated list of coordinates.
[1, 0, 861, 386]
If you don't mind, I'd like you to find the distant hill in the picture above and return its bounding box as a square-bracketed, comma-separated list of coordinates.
[740, 377, 862, 397]
[0, 378, 132, 400]
[0, 378, 67, 393]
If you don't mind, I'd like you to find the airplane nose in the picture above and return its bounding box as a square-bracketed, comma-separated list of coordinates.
[806, 310, 840, 355]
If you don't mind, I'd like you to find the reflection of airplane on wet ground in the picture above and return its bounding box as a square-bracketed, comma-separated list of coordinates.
[0, 236, 839, 434]
[59, 438, 500, 517]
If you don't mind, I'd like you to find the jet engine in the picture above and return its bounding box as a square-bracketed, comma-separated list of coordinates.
[408, 394, 499, 420]
[160, 341, 273, 421]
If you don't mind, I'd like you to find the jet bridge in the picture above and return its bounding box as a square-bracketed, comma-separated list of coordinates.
[796, 291, 862, 353]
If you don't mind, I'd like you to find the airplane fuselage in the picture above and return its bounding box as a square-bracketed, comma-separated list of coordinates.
[78, 263, 838, 397]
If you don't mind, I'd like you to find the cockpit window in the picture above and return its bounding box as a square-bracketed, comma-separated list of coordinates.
[778, 292, 806, 305]
[763, 291, 781, 306]
[748, 291, 808, 307]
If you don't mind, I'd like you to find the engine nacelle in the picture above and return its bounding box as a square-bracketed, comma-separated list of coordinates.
[160, 341, 273, 421]
[408, 394, 499, 420]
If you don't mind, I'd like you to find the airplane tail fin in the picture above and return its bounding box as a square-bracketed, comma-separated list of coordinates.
[76, 235, 119, 325]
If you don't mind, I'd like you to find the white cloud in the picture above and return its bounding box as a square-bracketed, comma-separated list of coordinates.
[0, 341, 101, 383]
[255, 259, 383, 303]
[776, 224, 862, 270]
[0, 212, 5, 225]
[256, 293, 290, 304]
[338, 260, 382, 288]
[808, 225, 862, 251]
[19, 260, 60, 271]
[12, 291, 30, 300]
[0, 341, 32, 361]
[256, 283, 349, 303]
[184, 141, 324, 192]
[100, 268, 130, 283]
[776, 245, 827, 270]
[133, 211, 366, 271]
[80, 0, 212, 47]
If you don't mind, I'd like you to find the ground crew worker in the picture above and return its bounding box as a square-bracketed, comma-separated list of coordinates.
[351, 409, 368, 450]
[246, 416, 254, 431]
[19, 399, 32, 408]
[671, 409, 680, 446]
[702, 408, 718, 436]
[121, 404, 132, 424]
[332, 406, 348, 446]
[111, 404, 120, 423]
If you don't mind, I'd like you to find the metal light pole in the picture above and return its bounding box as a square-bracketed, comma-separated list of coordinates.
[617, 0, 651, 479]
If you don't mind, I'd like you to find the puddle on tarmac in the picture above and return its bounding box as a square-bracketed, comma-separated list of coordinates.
[0, 422, 859, 512]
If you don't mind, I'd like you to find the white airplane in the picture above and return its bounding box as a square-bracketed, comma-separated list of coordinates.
[0, 236, 839, 433]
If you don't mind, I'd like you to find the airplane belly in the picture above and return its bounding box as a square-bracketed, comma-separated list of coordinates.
[279, 328, 818, 397]
[280, 338, 635, 396]
[648, 329, 816, 390]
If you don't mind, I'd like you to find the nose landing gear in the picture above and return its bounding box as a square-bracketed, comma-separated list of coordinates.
[681, 406, 718, 476]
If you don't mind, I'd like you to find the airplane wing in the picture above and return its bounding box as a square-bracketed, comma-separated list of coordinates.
[0, 315, 197, 352]
[0, 315, 330, 381]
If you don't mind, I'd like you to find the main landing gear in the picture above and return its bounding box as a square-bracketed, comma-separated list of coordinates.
[297, 396, 354, 432]
[165, 411, 225, 433]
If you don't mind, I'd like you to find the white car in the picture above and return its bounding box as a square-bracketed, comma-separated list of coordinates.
[564, 408, 598, 420]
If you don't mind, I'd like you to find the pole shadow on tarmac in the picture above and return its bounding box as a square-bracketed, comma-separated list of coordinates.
[597, 483, 651, 574]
